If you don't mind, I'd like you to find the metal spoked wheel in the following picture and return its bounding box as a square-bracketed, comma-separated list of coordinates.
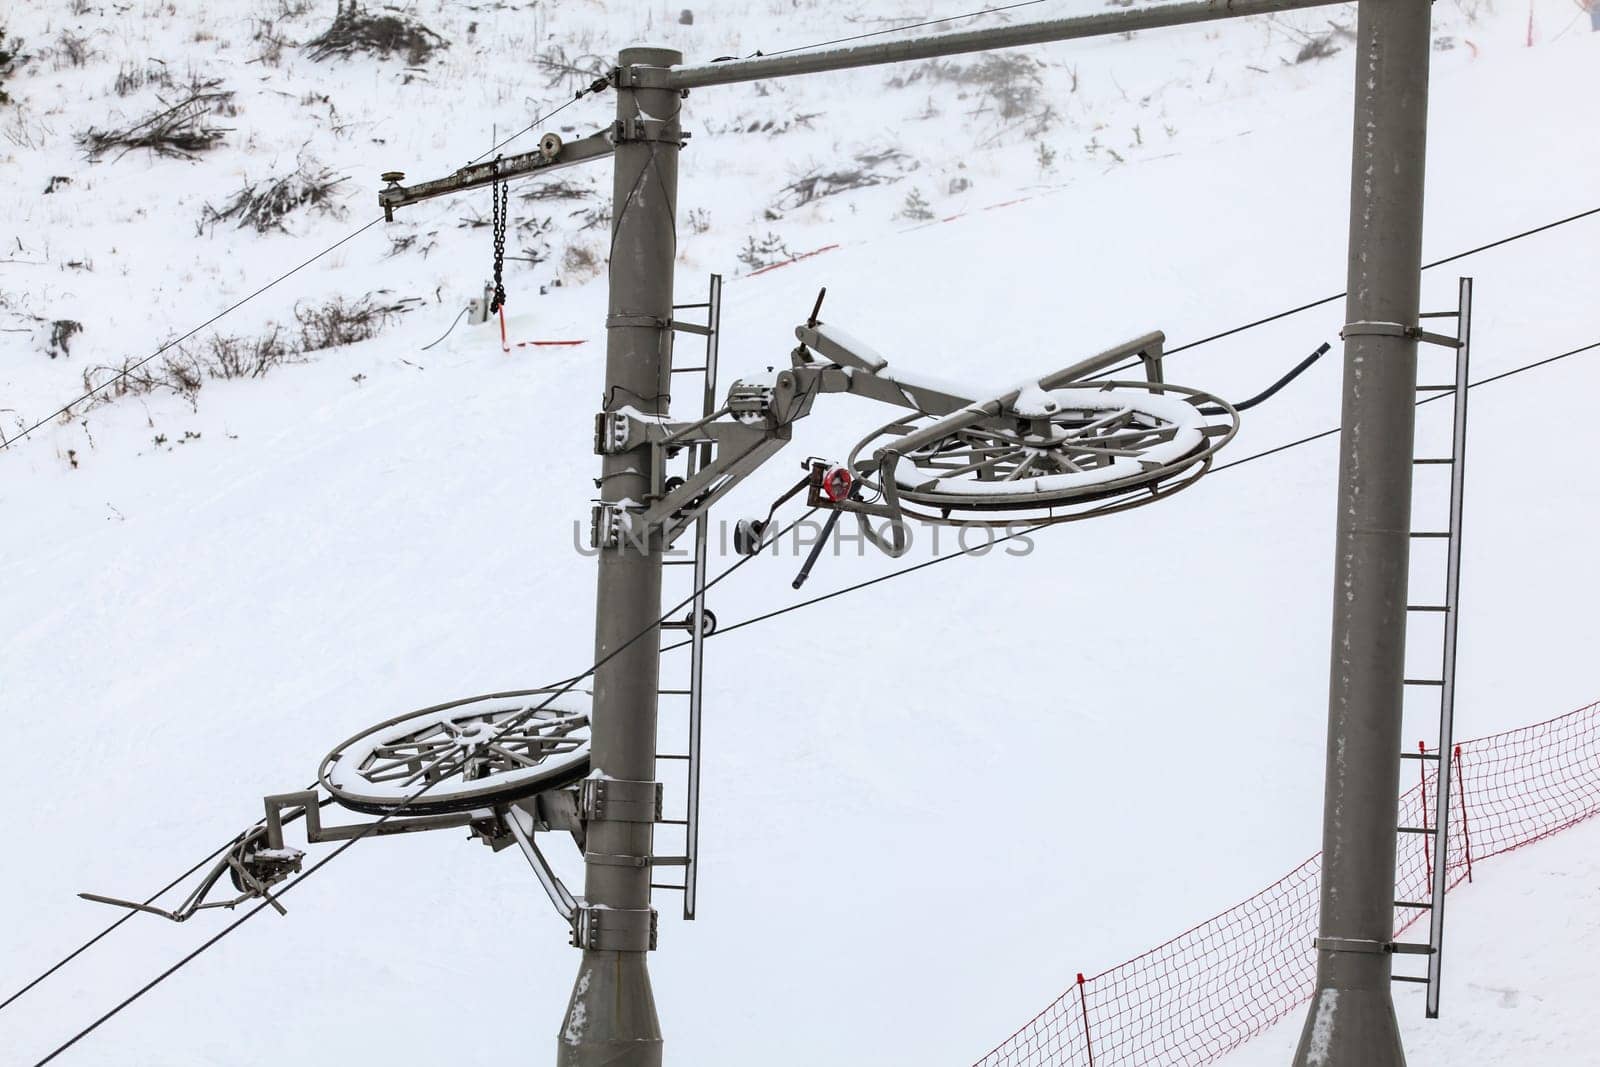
[320, 690, 592, 816]
[847, 381, 1238, 523]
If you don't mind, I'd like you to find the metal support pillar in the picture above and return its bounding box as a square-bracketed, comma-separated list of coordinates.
[1292, 2, 1433, 1065]
[558, 44, 682, 1067]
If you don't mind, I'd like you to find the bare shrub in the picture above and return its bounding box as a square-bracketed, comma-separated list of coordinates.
[49, 320, 83, 357]
[52, 29, 95, 69]
[305, 2, 446, 65]
[295, 294, 414, 352]
[191, 326, 296, 378]
[112, 58, 174, 95]
[80, 352, 204, 408]
[76, 294, 415, 413]
[0, 25, 24, 105]
[773, 147, 914, 213]
[200, 159, 346, 234]
[519, 178, 593, 203]
[251, 18, 296, 66]
[561, 242, 603, 281]
[77, 77, 234, 160]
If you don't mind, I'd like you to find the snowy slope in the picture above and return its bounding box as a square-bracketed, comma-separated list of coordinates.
[1224, 815, 1600, 1067]
[3, 3, 1600, 1066]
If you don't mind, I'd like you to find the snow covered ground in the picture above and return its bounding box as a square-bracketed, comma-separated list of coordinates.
[2, 1, 1598, 1065]
[1225, 815, 1600, 1067]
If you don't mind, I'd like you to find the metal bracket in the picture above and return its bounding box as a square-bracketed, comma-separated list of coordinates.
[612, 64, 676, 90]
[607, 313, 672, 330]
[504, 805, 578, 922]
[611, 117, 686, 146]
[578, 777, 663, 824]
[1314, 936, 1390, 955]
[1341, 320, 1463, 349]
[590, 501, 644, 550]
[583, 851, 650, 868]
[571, 903, 658, 951]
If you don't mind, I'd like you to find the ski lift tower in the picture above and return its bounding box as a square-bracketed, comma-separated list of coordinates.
[554, 1, 1437, 1061]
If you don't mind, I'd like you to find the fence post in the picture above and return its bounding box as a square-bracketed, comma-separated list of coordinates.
[1076, 973, 1095, 1067]
[1453, 744, 1474, 882]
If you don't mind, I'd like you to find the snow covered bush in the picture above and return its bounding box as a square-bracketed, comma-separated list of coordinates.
[77, 76, 235, 161]
[304, 2, 446, 65]
[200, 158, 347, 235]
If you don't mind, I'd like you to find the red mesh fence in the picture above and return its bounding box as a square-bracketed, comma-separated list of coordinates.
[973, 699, 1600, 1067]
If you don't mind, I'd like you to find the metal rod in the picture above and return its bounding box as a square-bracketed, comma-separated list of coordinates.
[663, 0, 1342, 90]
[1293, 2, 1434, 1063]
[378, 130, 614, 217]
[557, 44, 681, 1067]
[1425, 276, 1472, 1019]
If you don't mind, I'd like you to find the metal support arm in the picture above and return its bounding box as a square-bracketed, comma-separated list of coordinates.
[378, 130, 616, 220]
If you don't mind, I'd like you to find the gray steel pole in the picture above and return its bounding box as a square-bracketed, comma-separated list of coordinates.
[558, 44, 682, 1067]
[1292, 2, 1433, 1064]
[664, 0, 1342, 90]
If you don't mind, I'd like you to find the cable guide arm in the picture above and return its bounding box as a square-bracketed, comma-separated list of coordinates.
[378, 129, 615, 220]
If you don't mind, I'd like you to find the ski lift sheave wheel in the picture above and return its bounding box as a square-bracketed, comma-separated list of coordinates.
[320, 691, 591, 816]
[849, 381, 1238, 524]
[539, 132, 563, 161]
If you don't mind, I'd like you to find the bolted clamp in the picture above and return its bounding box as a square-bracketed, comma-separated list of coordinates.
[590, 501, 647, 549]
[571, 903, 658, 952]
[594, 411, 632, 455]
[578, 776, 663, 824]
[1340, 320, 1463, 349]
[610, 117, 688, 146]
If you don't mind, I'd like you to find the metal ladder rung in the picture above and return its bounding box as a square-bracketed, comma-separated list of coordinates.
[673, 301, 711, 310]
[664, 559, 697, 566]
[1413, 457, 1453, 465]
[1401, 751, 1442, 761]
[1407, 604, 1449, 613]
[1392, 975, 1430, 984]
[671, 365, 707, 374]
[1389, 942, 1435, 955]
[1416, 384, 1456, 392]
[658, 688, 692, 696]
[1394, 900, 1433, 910]
[1404, 678, 1445, 687]
[650, 882, 685, 891]
[660, 818, 688, 826]
[1398, 826, 1437, 835]
[1409, 531, 1450, 539]
[651, 856, 690, 867]
[656, 753, 690, 761]
[1418, 310, 1460, 319]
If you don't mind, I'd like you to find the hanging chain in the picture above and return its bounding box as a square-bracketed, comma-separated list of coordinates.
[489, 156, 508, 313]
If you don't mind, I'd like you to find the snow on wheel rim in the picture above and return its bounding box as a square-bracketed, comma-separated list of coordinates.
[848, 380, 1237, 518]
[320, 690, 592, 815]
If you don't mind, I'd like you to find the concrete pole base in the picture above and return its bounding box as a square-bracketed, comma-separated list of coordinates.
[556, 951, 663, 1067]
[1290, 985, 1406, 1067]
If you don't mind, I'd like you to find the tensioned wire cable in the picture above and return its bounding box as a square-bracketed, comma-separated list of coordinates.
[23, 507, 815, 1066]
[1088, 204, 1600, 380]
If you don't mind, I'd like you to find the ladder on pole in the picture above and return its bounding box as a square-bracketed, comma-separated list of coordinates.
[1392, 276, 1472, 1017]
[653, 273, 721, 919]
